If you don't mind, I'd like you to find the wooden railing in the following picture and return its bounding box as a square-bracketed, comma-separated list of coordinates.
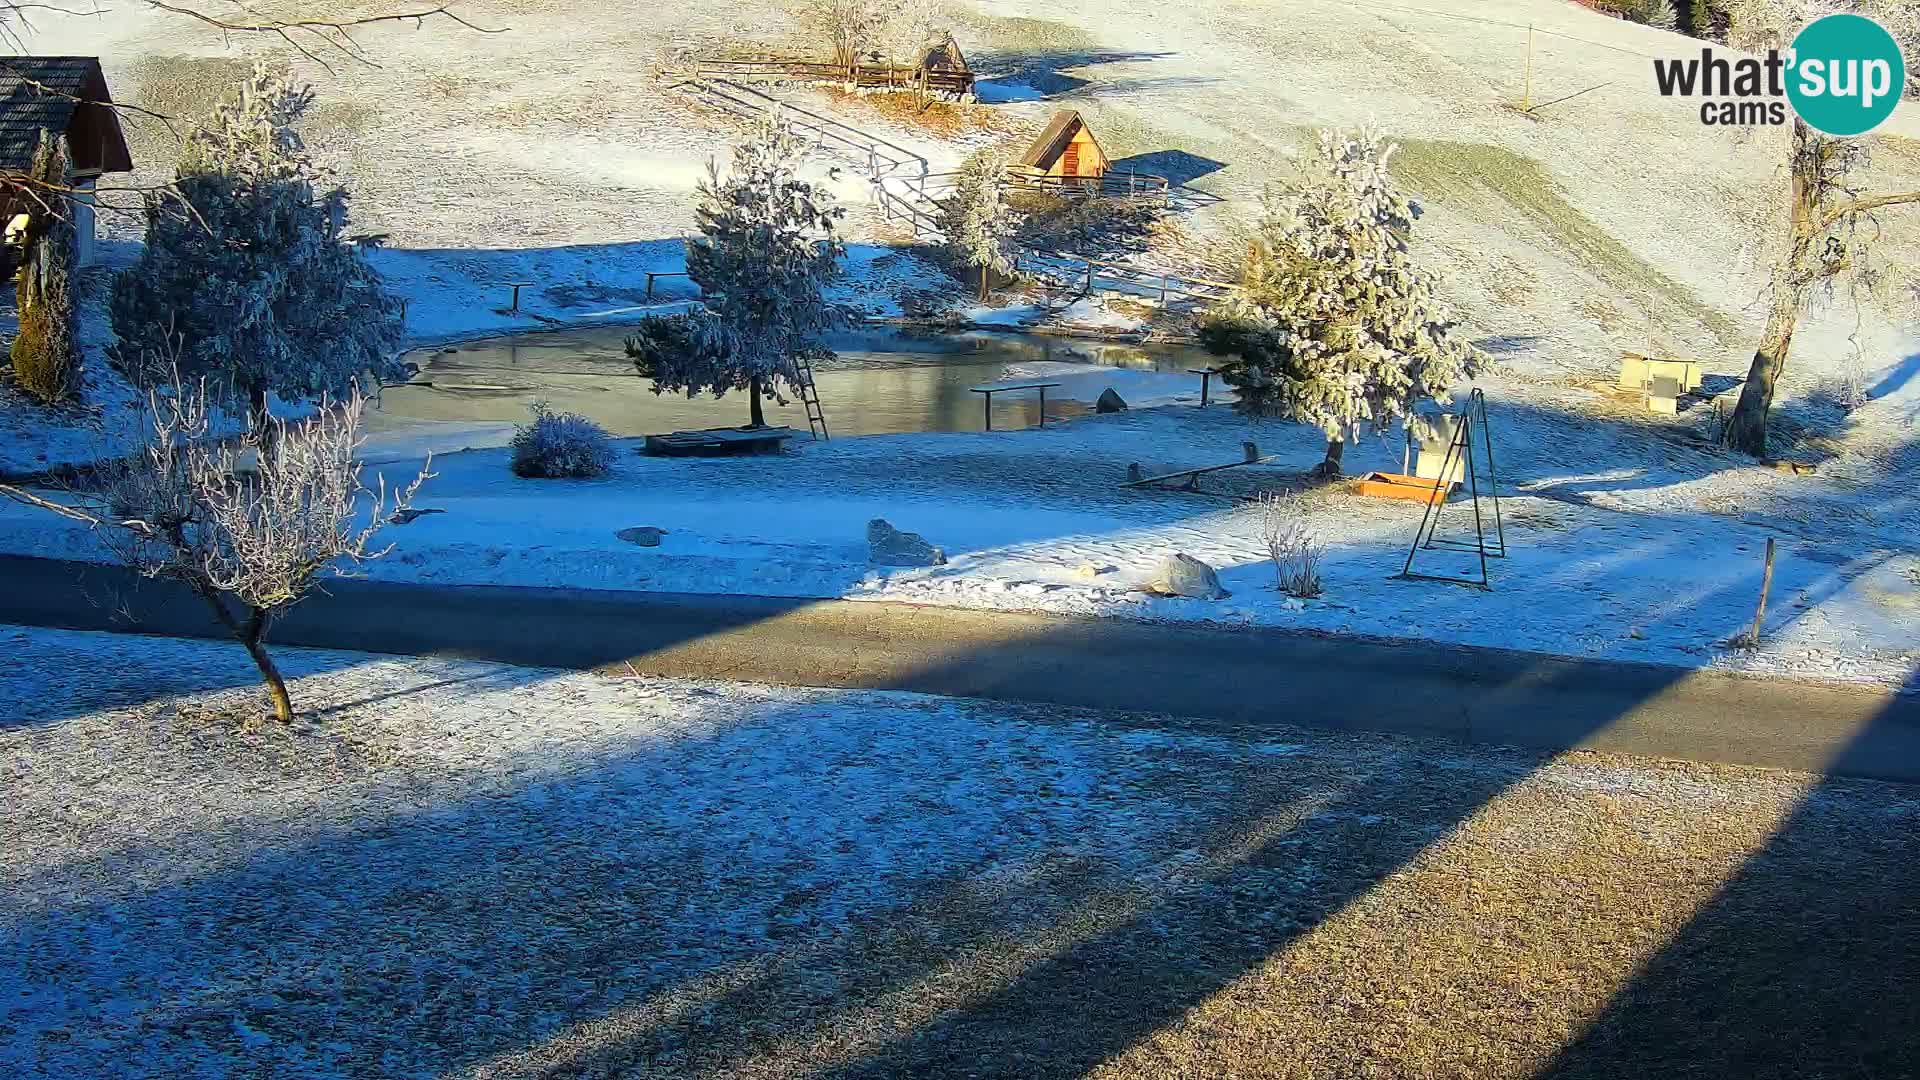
[1007, 171, 1171, 205]
[691, 57, 974, 94]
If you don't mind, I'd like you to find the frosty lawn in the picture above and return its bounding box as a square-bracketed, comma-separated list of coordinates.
[4, 624, 1917, 1078]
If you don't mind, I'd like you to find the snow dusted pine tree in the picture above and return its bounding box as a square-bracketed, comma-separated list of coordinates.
[1200, 123, 1485, 476]
[625, 109, 845, 427]
[108, 64, 405, 442]
[939, 150, 1016, 301]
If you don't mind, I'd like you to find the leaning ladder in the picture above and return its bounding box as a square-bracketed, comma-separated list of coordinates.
[793, 356, 829, 440]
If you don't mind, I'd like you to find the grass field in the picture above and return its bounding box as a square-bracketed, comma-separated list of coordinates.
[5, 625, 1917, 1078]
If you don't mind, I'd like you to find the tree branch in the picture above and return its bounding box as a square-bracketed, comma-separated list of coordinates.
[1819, 190, 1920, 232]
[137, 1, 508, 72]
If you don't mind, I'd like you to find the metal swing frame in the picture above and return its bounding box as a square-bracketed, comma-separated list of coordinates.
[1396, 387, 1506, 590]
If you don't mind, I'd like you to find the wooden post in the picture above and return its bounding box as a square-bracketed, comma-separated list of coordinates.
[1748, 537, 1777, 646]
[1084, 260, 1094, 292]
[1523, 24, 1535, 112]
[1160, 274, 1169, 307]
[508, 281, 533, 313]
[868, 146, 878, 179]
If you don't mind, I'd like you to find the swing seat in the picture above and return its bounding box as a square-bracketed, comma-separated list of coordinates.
[1350, 471, 1454, 505]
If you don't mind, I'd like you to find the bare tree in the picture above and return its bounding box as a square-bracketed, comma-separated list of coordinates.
[1259, 490, 1325, 598]
[1718, 0, 1920, 455]
[799, 0, 891, 70]
[3, 380, 430, 723]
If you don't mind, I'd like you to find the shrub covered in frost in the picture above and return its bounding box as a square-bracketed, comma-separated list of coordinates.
[510, 401, 613, 478]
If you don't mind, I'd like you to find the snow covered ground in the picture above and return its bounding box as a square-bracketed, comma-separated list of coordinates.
[6, 624, 1917, 1078]
[4, 369, 1914, 688]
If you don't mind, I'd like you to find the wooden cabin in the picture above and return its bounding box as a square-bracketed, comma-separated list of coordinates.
[915, 32, 975, 97]
[0, 57, 134, 267]
[1009, 110, 1110, 184]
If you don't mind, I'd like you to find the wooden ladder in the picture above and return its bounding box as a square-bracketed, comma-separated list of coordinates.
[793, 356, 829, 440]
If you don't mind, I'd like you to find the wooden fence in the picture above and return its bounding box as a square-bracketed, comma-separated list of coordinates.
[691, 57, 974, 95]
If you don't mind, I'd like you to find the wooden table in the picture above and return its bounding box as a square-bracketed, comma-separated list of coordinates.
[969, 381, 1062, 431]
[1187, 366, 1221, 405]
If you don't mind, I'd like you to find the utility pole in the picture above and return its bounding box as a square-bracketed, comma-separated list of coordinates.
[1523, 24, 1535, 112]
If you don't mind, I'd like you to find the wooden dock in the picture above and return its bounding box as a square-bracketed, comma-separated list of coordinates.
[644, 426, 797, 457]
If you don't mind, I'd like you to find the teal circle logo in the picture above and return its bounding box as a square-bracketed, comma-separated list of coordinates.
[1787, 14, 1907, 136]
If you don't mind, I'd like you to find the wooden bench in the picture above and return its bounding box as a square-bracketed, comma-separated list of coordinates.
[969, 381, 1062, 431]
[644, 425, 796, 457]
[1123, 441, 1280, 491]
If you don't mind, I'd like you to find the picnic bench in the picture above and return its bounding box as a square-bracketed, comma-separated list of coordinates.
[969, 381, 1061, 431]
[644, 425, 796, 457]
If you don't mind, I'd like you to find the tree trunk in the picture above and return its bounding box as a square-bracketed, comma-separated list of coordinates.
[1313, 438, 1345, 479]
[194, 586, 293, 723]
[241, 607, 293, 724]
[749, 375, 766, 428]
[979, 264, 990, 301]
[1723, 119, 1819, 457]
[247, 382, 278, 467]
[1723, 285, 1802, 456]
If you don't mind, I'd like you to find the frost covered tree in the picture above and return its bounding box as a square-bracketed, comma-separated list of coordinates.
[1200, 124, 1486, 477]
[802, 0, 891, 69]
[938, 150, 1016, 300]
[107, 65, 405, 444]
[625, 110, 845, 428]
[1713, 0, 1920, 455]
[1, 380, 428, 724]
[9, 131, 81, 403]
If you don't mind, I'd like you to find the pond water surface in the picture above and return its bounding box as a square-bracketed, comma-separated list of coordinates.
[377, 326, 1216, 437]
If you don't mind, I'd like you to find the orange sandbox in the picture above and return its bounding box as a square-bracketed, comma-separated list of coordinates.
[1348, 471, 1454, 505]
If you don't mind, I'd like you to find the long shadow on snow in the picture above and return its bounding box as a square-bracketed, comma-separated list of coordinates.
[1538, 664, 1920, 1080]
[0, 622, 1734, 1077]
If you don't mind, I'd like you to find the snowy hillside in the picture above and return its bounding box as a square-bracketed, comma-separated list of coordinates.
[39, 0, 1920, 378]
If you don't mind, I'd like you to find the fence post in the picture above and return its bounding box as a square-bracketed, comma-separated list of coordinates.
[1160, 274, 1169, 307]
[646, 273, 656, 300]
[1085, 260, 1094, 293]
[868, 146, 878, 179]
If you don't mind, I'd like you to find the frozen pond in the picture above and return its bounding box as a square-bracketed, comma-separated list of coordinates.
[376, 326, 1218, 438]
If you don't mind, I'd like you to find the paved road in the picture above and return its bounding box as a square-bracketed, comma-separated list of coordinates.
[3, 554, 1916, 780]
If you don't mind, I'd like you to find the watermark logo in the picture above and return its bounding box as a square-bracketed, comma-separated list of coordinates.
[1651, 13, 1906, 136]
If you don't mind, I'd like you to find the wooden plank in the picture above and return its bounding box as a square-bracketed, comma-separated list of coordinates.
[969, 381, 1062, 393]
[1123, 455, 1282, 489]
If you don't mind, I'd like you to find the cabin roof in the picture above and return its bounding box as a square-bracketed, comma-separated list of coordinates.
[921, 31, 970, 74]
[0, 57, 134, 175]
[1016, 110, 1101, 170]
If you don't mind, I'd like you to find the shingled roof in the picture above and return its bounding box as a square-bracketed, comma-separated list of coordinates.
[0, 57, 134, 176]
[1016, 110, 1096, 171]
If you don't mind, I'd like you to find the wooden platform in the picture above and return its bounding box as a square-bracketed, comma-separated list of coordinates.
[643, 426, 796, 457]
[1350, 471, 1453, 505]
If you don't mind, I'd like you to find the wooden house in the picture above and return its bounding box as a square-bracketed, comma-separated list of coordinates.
[915, 32, 974, 96]
[1009, 110, 1110, 184]
[0, 57, 134, 267]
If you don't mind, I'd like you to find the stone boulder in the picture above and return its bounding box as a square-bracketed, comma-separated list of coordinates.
[1147, 553, 1229, 600]
[867, 518, 947, 567]
[1096, 387, 1128, 413]
[616, 526, 668, 547]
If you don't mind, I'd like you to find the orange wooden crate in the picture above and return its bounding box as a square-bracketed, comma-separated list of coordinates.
[1348, 471, 1454, 505]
